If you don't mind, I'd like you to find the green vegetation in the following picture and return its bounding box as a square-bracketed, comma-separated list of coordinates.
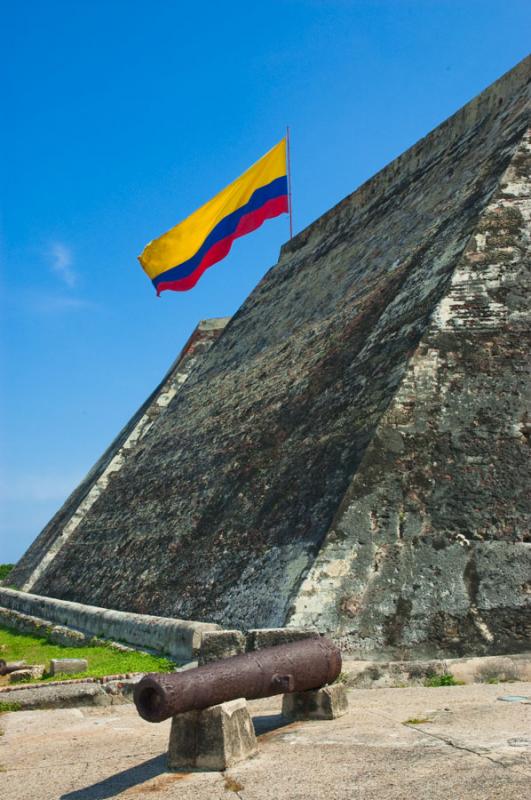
[403, 717, 432, 725]
[0, 625, 175, 683]
[0, 701, 22, 713]
[332, 671, 349, 685]
[0, 565, 14, 582]
[483, 675, 518, 684]
[424, 673, 464, 687]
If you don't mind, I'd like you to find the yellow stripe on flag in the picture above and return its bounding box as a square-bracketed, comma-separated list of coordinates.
[139, 139, 287, 281]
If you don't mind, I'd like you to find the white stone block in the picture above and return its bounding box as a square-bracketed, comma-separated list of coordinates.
[168, 698, 257, 771]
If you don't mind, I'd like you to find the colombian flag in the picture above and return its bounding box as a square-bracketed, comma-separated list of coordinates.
[138, 139, 289, 295]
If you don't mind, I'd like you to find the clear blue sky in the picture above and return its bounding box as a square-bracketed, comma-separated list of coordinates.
[1, 1, 529, 564]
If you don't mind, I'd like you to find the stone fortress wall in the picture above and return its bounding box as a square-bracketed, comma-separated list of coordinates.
[9, 56, 530, 659]
[288, 123, 531, 657]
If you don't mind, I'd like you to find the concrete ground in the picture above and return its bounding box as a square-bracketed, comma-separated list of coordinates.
[1, 684, 530, 800]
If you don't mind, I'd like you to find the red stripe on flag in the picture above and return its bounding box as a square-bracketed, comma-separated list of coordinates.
[156, 194, 288, 294]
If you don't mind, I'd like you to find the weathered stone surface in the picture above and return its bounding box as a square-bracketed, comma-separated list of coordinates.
[102, 676, 143, 701]
[326, 653, 531, 688]
[9, 57, 531, 658]
[246, 627, 320, 651]
[167, 698, 258, 771]
[282, 683, 348, 720]
[288, 116, 531, 657]
[198, 630, 246, 665]
[8, 669, 33, 684]
[8, 665, 45, 683]
[0, 682, 108, 710]
[30, 665, 45, 680]
[49, 658, 88, 676]
[4, 686, 531, 800]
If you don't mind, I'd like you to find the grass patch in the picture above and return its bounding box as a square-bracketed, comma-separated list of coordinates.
[424, 673, 464, 687]
[0, 625, 175, 683]
[0, 564, 14, 582]
[332, 671, 349, 685]
[482, 674, 519, 684]
[403, 717, 431, 725]
[0, 701, 22, 713]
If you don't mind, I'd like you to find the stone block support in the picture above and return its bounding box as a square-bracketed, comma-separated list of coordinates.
[282, 683, 348, 721]
[167, 698, 257, 771]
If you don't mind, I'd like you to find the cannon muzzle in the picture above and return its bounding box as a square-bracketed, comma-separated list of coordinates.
[134, 636, 341, 722]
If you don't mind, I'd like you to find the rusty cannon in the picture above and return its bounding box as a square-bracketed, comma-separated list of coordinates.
[0, 659, 27, 676]
[134, 637, 341, 723]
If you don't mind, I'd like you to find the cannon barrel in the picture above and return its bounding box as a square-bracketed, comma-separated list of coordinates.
[0, 660, 26, 676]
[134, 637, 341, 723]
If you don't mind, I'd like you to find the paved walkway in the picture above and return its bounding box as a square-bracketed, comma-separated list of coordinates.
[1, 684, 530, 799]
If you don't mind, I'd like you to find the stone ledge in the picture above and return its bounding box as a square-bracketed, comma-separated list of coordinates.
[197, 627, 322, 665]
[0, 683, 110, 711]
[0, 588, 220, 661]
[198, 630, 246, 665]
[246, 628, 320, 651]
[0, 606, 89, 647]
[0, 674, 145, 709]
[343, 652, 531, 688]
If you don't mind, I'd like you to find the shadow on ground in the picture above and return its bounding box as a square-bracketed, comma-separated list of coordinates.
[253, 712, 293, 736]
[60, 754, 168, 800]
[59, 714, 291, 799]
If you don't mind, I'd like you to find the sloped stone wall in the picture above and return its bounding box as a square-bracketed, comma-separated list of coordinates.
[288, 128, 531, 657]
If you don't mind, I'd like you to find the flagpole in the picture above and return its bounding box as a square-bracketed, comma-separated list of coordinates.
[286, 125, 293, 239]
